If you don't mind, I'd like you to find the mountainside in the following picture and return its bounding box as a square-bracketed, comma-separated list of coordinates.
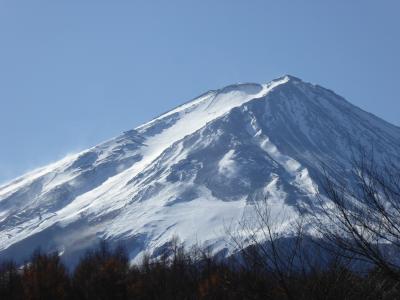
[1, 75, 400, 266]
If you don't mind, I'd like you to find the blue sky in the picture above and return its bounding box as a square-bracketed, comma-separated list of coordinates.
[0, 1, 399, 183]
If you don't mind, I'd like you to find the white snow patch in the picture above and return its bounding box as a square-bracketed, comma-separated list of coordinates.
[218, 150, 237, 176]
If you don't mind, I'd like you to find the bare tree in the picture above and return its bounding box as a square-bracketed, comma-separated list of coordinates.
[227, 195, 307, 300]
[314, 148, 400, 282]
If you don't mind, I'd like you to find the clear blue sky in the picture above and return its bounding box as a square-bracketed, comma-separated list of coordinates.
[0, 1, 399, 183]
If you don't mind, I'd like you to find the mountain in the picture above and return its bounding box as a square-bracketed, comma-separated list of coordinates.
[1, 75, 400, 266]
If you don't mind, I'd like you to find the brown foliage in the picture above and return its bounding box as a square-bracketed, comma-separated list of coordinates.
[21, 250, 70, 300]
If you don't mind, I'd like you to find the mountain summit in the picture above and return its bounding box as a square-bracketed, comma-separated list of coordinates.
[1, 76, 400, 265]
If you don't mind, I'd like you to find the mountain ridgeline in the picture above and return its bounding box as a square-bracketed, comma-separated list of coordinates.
[1, 75, 400, 266]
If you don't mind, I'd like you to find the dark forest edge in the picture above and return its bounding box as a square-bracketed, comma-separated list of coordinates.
[0, 238, 399, 300]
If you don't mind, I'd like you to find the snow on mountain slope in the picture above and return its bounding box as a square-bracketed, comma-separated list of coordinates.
[1, 75, 400, 266]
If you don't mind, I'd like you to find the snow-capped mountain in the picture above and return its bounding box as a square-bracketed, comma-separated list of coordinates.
[1, 75, 400, 266]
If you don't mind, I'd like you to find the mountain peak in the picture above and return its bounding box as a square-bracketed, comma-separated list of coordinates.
[266, 75, 303, 85]
[1, 76, 400, 266]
